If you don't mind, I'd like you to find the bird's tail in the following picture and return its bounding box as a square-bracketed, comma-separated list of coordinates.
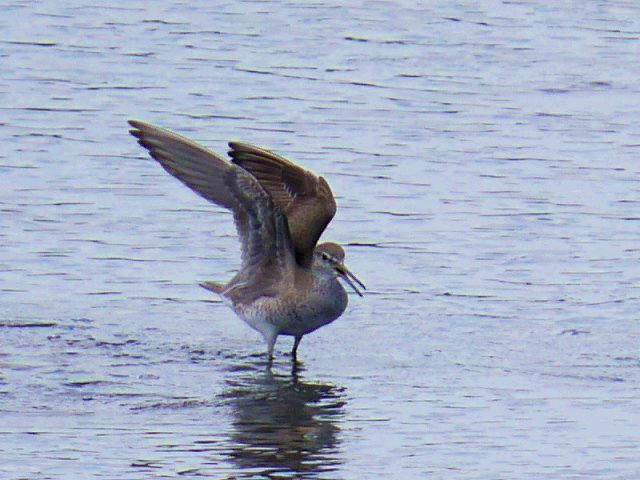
[200, 281, 225, 294]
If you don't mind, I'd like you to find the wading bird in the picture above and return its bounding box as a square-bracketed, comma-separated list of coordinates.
[129, 120, 364, 365]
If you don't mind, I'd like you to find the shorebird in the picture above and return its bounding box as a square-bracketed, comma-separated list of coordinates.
[128, 120, 365, 364]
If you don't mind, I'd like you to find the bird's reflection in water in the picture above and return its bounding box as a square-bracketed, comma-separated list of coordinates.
[219, 361, 346, 478]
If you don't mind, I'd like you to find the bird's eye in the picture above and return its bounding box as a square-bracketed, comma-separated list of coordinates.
[321, 253, 329, 260]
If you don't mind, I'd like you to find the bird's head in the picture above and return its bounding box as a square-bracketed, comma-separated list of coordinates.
[314, 242, 365, 297]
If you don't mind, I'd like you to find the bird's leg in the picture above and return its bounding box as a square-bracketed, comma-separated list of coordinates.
[292, 335, 302, 363]
[265, 332, 277, 369]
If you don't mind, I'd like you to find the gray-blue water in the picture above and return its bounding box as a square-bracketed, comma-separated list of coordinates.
[2, 1, 640, 478]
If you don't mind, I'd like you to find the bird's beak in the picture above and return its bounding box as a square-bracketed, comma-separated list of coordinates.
[336, 263, 366, 297]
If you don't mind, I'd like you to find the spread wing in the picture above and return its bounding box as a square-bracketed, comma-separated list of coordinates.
[227, 142, 336, 268]
[128, 120, 295, 281]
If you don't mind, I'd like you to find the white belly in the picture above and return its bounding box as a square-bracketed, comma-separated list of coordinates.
[233, 282, 348, 338]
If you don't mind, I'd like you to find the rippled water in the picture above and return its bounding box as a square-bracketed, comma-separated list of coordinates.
[2, 1, 640, 478]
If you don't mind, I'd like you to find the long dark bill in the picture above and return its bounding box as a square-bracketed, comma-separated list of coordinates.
[336, 263, 366, 297]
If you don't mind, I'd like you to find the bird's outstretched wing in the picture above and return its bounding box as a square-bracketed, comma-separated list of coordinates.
[228, 142, 336, 268]
[128, 120, 295, 280]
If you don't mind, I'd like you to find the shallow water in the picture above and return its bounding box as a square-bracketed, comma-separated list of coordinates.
[2, 1, 640, 478]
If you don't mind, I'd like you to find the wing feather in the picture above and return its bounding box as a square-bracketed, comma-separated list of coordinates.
[228, 141, 337, 267]
[128, 120, 295, 278]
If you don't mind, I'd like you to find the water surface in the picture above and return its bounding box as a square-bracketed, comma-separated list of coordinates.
[2, 1, 640, 478]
